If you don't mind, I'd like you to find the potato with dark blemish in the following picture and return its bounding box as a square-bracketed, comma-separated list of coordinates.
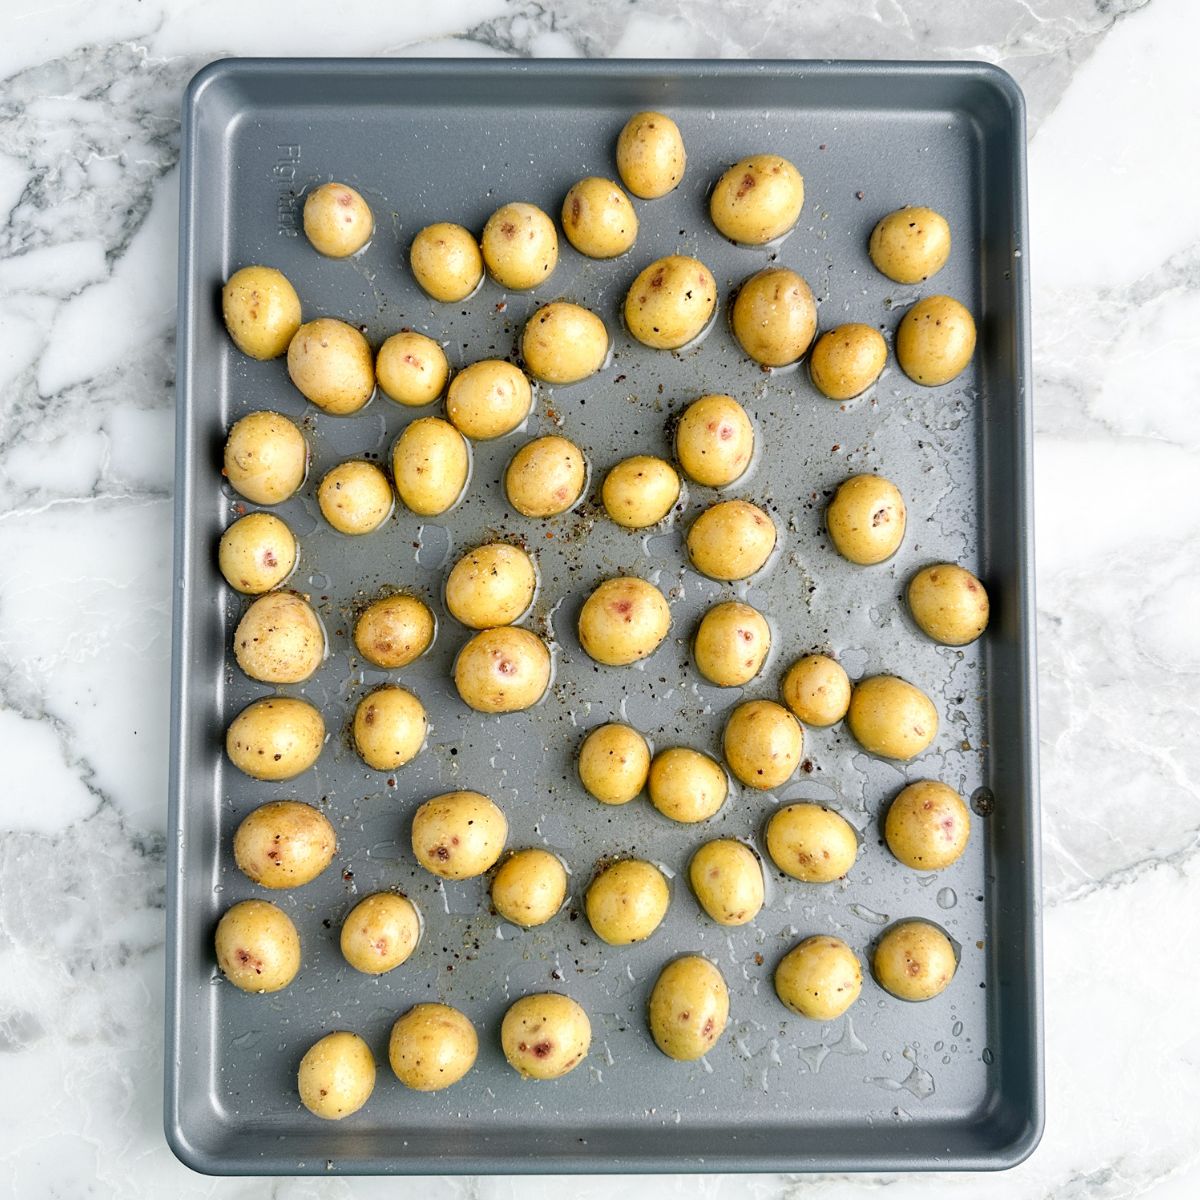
[410, 222, 484, 302]
[601, 455, 680, 529]
[445, 542, 537, 629]
[896, 295, 976, 386]
[774, 935, 862, 1019]
[481, 202, 558, 290]
[446, 359, 533, 441]
[391, 417, 470, 516]
[730, 267, 817, 367]
[577, 723, 651, 806]
[218, 512, 297, 594]
[577, 576, 670, 666]
[615, 111, 686, 199]
[846, 674, 938, 761]
[453, 626, 551, 713]
[303, 182, 374, 258]
[647, 747, 728, 824]
[353, 594, 435, 669]
[340, 892, 421, 974]
[648, 955, 730, 1061]
[585, 859, 669, 945]
[297, 1031, 375, 1120]
[907, 563, 989, 645]
[221, 265, 301, 360]
[501, 993, 591, 1080]
[389, 1003, 478, 1091]
[624, 254, 716, 350]
[873, 920, 957, 1001]
[411, 790, 507, 880]
[233, 591, 325, 684]
[491, 848, 568, 928]
[688, 838, 764, 926]
[693, 600, 771, 687]
[722, 699, 803, 791]
[675, 393, 754, 488]
[223, 410, 307, 506]
[885, 780, 971, 870]
[869, 206, 951, 284]
[809, 323, 888, 400]
[780, 654, 851, 727]
[225, 696, 325, 781]
[214, 898, 300, 993]
[826, 473, 906, 565]
[521, 302, 609, 385]
[686, 499, 777, 581]
[562, 176, 638, 258]
[376, 330, 450, 407]
[287, 317, 375, 415]
[710, 154, 804, 244]
[504, 435, 586, 518]
[765, 803, 858, 883]
[317, 460, 393, 535]
[233, 800, 336, 889]
[352, 686, 427, 771]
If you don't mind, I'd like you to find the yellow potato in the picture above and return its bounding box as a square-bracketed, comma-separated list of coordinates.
[765, 803, 858, 883]
[675, 394, 754, 488]
[809, 324, 888, 400]
[846, 675, 938, 760]
[585, 859, 669, 945]
[411, 791, 507, 880]
[873, 920, 957, 1001]
[616, 111, 686, 199]
[302, 182, 373, 258]
[686, 499, 777, 581]
[221, 265, 301, 360]
[577, 723, 651, 805]
[577, 576, 670, 666]
[233, 800, 336, 889]
[353, 593, 435, 669]
[826, 474, 906, 565]
[722, 699, 803, 790]
[868, 206, 952, 284]
[340, 892, 421, 974]
[521, 302, 609, 385]
[297, 1032, 375, 1120]
[233, 591, 325, 684]
[710, 154, 804, 244]
[907, 563, 990, 645]
[491, 848, 567, 928]
[352, 686, 427, 770]
[445, 542, 537, 628]
[218, 512, 297, 594]
[693, 600, 771, 687]
[445, 359, 532, 441]
[481, 202, 558, 290]
[225, 697, 325, 781]
[648, 956, 729, 1061]
[453, 626, 551, 713]
[688, 838, 764, 926]
[391, 417, 469, 516]
[774, 935, 862, 1020]
[410, 222, 484, 302]
[214, 899, 300, 994]
[223, 411, 307, 506]
[317, 460, 393, 535]
[624, 255, 717, 350]
[730, 267, 817, 367]
[504, 435, 586, 518]
[780, 654, 851, 727]
[896, 295, 976, 386]
[501, 993, 590, 1080]
[376, 330, 449, 407]
[647, 747, 728, 823]
[562, 177, 638, 258]
[389, 1003, 478, 1091]
[601, 456, 680, 529]
[884, 780, 971, 870]
[287, 318, 375, 415]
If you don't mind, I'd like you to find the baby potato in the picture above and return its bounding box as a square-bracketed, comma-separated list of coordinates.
[649, 956, 729, 1061]
[647, 747, 728, 823]
[214, 899, 300, 993]
[412, 791, 507, 880]
[775, 935, 862, 1020]
[504, 435, 586, 518]
[616, 111, 686, 199]
[885, 780, 971, 870]
[302, 182, 373, 258]
[233, 591, 325, 684]
[781, 654, 851, 727]
[907, 563, 990, 645]
[521, 302, 609, 385]
[340, 892, 421, 974]
[453, 626, 551, 713]
[809, 323, 888, 400]
[352, 686, 427, 771]
[297, 1032, 375, 1121]
[491, 848, 568, 928]
[233, 800, 336, 889]
[445, 542, 537, 628]
[501, 993, 590, 1080]
[693, 601, 771, 687]
[389, 1004, 478, 1092]
[577, 576, 670, 666]
[317, 460, 393, 535]
[585, 859, 670, 945]
[410, 222, 484, 302]
[873, 920, 957, 1001]
[869, 206, 952, 284]
[225, 697, 325, 781]
[221, 265, 301, 360]
[765, 803, 858, 883]
[223, 410, 307, 506]
[730, 267, 817, 367]
[392, 417, 469, 516]
[218, 512, 297, 594]
[287, 318, 375, 415]
[353, 593, 435, 669]
[481, 202, 558, 290]
[562, 177, 638, 258]
[446, 359, 532, 441]
[710, 154, 804, 244]
[847, 674, 938, 760]
[376, 330, 449, 407]
[675, 394, 754, 488]
[722, 700, 803, 791]
[686, 499, 777, 581]
[624, 255, 717, 350]
[688, 838, 764, 926]
[896, 295, 976, 386]
[826, 474, 906, 565]
[577, 723, 651, 805]
[601, 455, 680, 529]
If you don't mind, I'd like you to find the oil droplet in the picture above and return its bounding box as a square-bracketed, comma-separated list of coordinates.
[982, 1047, 995, 1065]
[952, 1020, 964, 1037]
[936, 887, 957, 909]
[849, 903, 889, 926]
[415, 523, 452, 568]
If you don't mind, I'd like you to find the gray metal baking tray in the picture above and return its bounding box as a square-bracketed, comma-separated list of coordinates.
[167, 57, 1040, 1175]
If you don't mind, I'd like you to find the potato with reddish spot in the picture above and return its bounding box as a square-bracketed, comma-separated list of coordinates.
[491, 848, 568, 928]
[846, 674, 938, 761]
[411, 790, 507, 880]
[223, 410, 307, 506]
[781, 654, 852, 727]
[340, 892, 421, 974]
[648, 955, 730, 1061]
[353, 593, 435, 669]
[446, 359, 533, 441]
[722, 699, 804, 791]
[376, 330, 450, 407]
[710, 154, 804, 244]
[686, 499, 777, 581]
[826, 473, 906, 565]
[577, 722, 651, 805]
[693, 600, 771, 687]
[225, 696, 325, 781]
[389, 1003, 478, 1091]
[287, 317, 375, 415]
[648, 747, 728, 824]
[481, 202, 558, 290]
[504, 435, 586, 518]
[615, 111, 686, 199]
[392, 417, 470, 516]
[218, 511, 297, 594]
[577, 576, 670, 666]
[501, 993, 591, 1080]
[221, 265, 301, 360]
[730, 267, 817, 367]
[624, 254, 716, 350]
[303, 182, 373, 258]
[688, 839, 764, 926]
[453, 626, 551, 713]
[233, 591, 325, 684]
[675, 393, 754, 488]
[521, 302, 609, 385]
[215, 899, 300, 993]
[410, 222, 484, 302]
[352, 686, 426, 770]
[233, 800, 336, 889]
[873, 920, 958, 1001]
[907, 563, 990, 645]
[775, 935, 862, 1019]
[601, 455, 680, 529]
[765, 803, 859, 883]
[585, 859, 670, 945]
[885, 780, 971, 870]
[297, 1031, 376, 1120]
[561, 176, 638, 257]
[809, 323, 888, 400]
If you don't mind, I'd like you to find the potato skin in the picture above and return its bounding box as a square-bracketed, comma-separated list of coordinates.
[624, 255, 717, 350]
[223, 411, 307, 506]
[353, 594, 435, 669]
[303, 182, 373, 258]
[218, 512, 297, 594]
[297, 1032, 376, 1121]
[410, 222, 484, 302]
[780, 654, 851, 727]
[675, 394, 754, 488]
[730, 267, 817, 367]
[693, 601, 771, 687]
[577, 576, 671, 666]
[648, 747, 728, 823]
[775, 936, 862, 1020]
[846, 675, 938, 760]
[562, 177, 638, 258]
[505, 436, 586, 518]
[585, 859, 670, 945]
[340, 892, 421, 974]
[873, 920, 957, 1001]
[688, 839, 764, 926]
[233, 591, 325, 684]
[389, 1003, 478, 1091]
[221, 266, 301, 360]
[649, 956, 729, 1061]
[215, 899, 300, 993]
[453, 626, 551, 713]
[578, 723, 651, 805]
[317, 460, 393, 535]
[521, 302, 609, 385]
[233, 800, 336, 889]
[446, 359, 532, 441]
[826, 474, 906, 565]
[616, 111, 686, 199]
[226, 697, 325, 781]
[885, 780, 971, 870]
[445, 542, 537, 629]
[686, 499, 777, 581]
[376, 330, 449, 407]
[765, 803, 858, 883]
[809, 324, 888, 400]
[601, 455, 680, 529]
[501, 993, 591, 1080]
[287, 318, 375, 415]
[722, 700, 803, 791]
[392, 417, 469, 516]
[411, 791, 507, 880]
[710, 154, 804, 244]
[896, 295, 976, 386]
[491, 848, 568, 928]
[481, 202, 558, 290]
[869, 206, 951, 284]
[907, 563, 989, 645]
[352, 686, 427, 770]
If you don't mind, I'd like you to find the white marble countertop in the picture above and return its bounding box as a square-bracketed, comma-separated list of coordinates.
[2, 0, 1199, 1195]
